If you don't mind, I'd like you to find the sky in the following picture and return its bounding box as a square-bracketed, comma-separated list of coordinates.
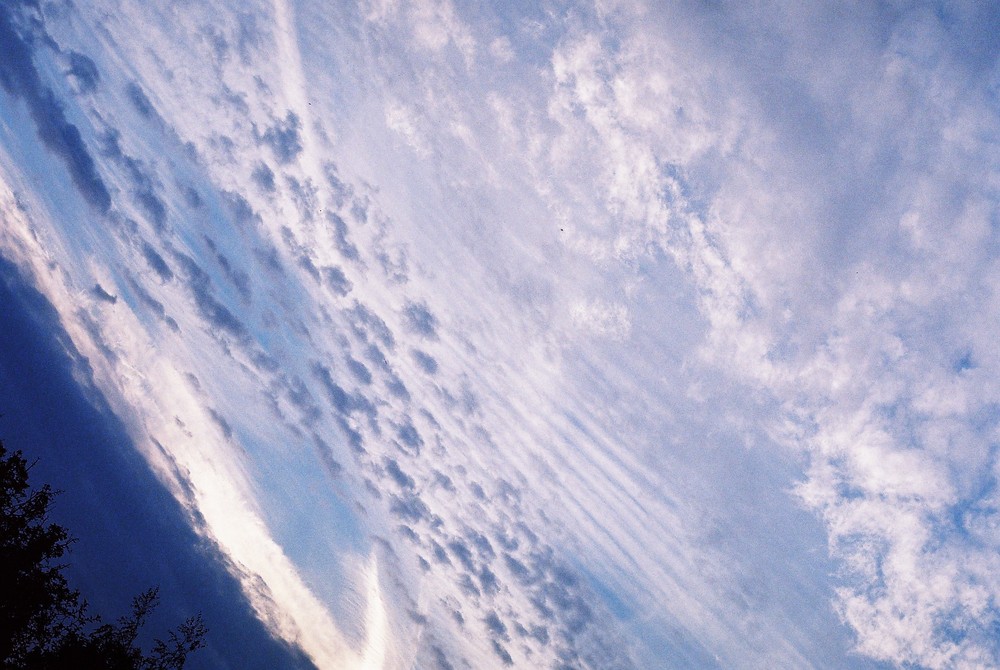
[0, 1, 998, 668]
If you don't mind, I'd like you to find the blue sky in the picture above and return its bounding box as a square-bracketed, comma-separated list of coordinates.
[0, 1, 998, 668]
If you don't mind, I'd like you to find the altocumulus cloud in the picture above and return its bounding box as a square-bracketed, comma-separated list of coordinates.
[1, 1, 999, 669]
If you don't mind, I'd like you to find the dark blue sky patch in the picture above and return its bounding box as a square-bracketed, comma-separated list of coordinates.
[327, 212, 360, 261]
[363, 477, 382, 499]
[581, 569, 635, 623]
[515, 520, 538, 545]
[363, 344, 389, 370]
[311, 434, 342, 479]
[254, 244, 285, 275]
[412, 349, 439, 374]
[397, 524, 420, 543]
[251, 162, 276, 192]
[204, 237, 251, 302]
[385, 458, 415, 489]
[458, 573, 481, 598]
[66, 50, 99, 92]
[376, 245, 409, 284]
[285, 175, 319, 221]
[350, 390, 377, 420]
[193, 283, 247, 338]
[542, 579, 592, 634]
[283, 375, 321, 423]
[174, 252, 248, 339]
[322, 265, 351, 296]
[298, 255, 321, 282]
[202, 25, 229, 63]
[126, 277, 164, 317]
[260, 111, 303, 164]
[322, 162, 353, 208]
[402, 300, 438, 338]
[346, 302, 395, 348]
[92, 283, 117, 304]
[530, 593, 555, 621]
[222, 190, 259, 227]
[208, 408, 234, 440]
[448, 540, 475, 572]
[551, 564, 579, 588]
[397, 420, 424, 452]
[386, 375, 410, 401]
[954, 349, 975, 373]
[99, 127, 124, 158]
[174, 251, 206, 286]
[350, 198, 368, 225]
[389, 493, 430, 523]
[236, 11, 262, 65]
[491, 640, 514, 666]
[125, 276, 179, 332]
[485, 611, 508, 638]
[135, 187, 167, 230]
[182, 184, 203, 209]
[126, 81, 154, 118]
[493, 527, 519, 552]
[0, 255, 316, 670]
[468, 530, 495, 561]
[433, 470, 456, 492]
[250, 351, 279, 374]
[312, 362, 351, 414]
[430, 540, 451, 566]
[141, 242, 174, 281]
[346, 355, 373, 385]
[335, 416, 364, 453]
[98, 129, 168, 230]
[479, 565, 500, 595]
[429, 645, 455, 670]
[0, 6, 111, 213]
[504, 553, 533, 584]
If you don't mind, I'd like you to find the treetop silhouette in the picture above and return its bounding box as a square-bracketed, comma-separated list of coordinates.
[0, 440, 207, 669]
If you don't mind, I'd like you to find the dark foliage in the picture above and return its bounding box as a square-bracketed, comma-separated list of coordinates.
[0, 441, 207, 669]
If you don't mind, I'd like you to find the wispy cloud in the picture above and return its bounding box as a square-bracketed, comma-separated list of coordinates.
[1, 0, 998, 668]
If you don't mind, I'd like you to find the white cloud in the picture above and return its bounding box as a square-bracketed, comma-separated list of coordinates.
[5, 0, 1000, 668]
[570, 298, 632, 341]
[384, 100, 431, 157]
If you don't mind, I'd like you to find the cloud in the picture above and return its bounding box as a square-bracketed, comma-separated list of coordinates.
[8, 0, 1000, 668]
[0, 254, 318, 670]
[570, 298, 632, 341]
[0, 5, 111, 212]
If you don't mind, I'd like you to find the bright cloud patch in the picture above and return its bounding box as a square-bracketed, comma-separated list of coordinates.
[0, 1, 998, 669]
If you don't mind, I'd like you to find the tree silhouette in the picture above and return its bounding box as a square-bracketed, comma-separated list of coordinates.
[0, 440, 207, 669]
